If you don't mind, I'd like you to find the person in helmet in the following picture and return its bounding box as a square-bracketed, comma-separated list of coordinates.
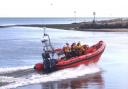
[63, 43, 71, 59]
[71, 42, 77, 57]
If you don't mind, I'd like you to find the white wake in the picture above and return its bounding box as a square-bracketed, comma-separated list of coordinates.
[0, 66, 33, 74]
[0, 64, 101, 89]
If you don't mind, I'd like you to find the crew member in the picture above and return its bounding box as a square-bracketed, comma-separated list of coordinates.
[76, 42, 82, 56]
[71, 43, 77, 57]
[63, 43, 71, 59]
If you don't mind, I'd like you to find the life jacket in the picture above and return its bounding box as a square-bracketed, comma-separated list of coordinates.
[80, 46, 86, 54]
[71, 45, 77, 51]
[76, 44, 82, 50]
[63, 46, 70, 52]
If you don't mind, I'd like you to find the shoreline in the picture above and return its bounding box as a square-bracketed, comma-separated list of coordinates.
[1, 18, 128, 32]
[14, 24, 128, 32]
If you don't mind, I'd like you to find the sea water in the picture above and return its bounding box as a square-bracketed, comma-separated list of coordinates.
[0, 18, 128, 89]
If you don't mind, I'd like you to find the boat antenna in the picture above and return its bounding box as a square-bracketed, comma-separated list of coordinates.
[42, 27, 55, 59]
[41, 27, 56, 73]
[93, 12, 96, 24]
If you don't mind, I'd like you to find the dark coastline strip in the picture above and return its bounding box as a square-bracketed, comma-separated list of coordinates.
[1, 21, 128, 32]
[16, 24, 128, 32]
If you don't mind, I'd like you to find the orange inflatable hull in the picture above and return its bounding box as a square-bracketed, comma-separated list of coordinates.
[34, 41, 106, 72]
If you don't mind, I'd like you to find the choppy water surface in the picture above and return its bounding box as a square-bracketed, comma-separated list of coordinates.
[0, 26, 128, 89]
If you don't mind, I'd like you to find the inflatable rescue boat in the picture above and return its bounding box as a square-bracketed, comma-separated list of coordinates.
[34, 40, 106, 72]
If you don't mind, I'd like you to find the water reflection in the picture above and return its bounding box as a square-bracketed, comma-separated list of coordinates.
[41, 73, 104, 89]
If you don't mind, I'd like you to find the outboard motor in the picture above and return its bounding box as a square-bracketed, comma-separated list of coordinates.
[42, 51, 57, 73]
[42, 51, 51, 73]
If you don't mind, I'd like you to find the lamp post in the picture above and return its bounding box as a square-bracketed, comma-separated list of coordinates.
[93, 12, 96, 24]
[74, 10, 76, 23]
